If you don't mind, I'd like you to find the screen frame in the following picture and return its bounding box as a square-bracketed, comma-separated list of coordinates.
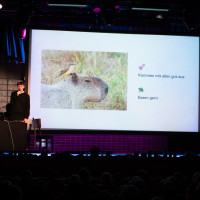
[27, 27, 200, 134]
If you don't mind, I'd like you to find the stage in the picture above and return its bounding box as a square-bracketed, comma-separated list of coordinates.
[1, 121, 200, 155]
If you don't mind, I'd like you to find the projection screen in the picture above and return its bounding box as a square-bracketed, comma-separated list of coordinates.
[28, 29, 199, 132]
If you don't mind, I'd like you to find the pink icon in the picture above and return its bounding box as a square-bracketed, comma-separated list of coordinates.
[138, 64, 145, 70]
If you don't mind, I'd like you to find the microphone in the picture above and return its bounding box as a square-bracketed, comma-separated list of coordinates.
[17, 91, 21, 96]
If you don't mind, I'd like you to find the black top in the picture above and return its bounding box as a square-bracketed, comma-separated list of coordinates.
[10, 91, 30, 120]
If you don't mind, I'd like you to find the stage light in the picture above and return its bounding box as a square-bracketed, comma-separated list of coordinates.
[93, 7, 101, 13]
[47, 2, 87, 8]
[156, 14, 163, 19]
[20, 28, 26, 40]
[183, 9, 196, 31]
[132, 7, 169, 12]
[115, 5, 120, 10]
[0, 3, 2, 9]
[89, 24, 102, 30]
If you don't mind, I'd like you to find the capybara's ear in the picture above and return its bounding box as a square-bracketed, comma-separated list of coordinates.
[71, 73, 78, 85]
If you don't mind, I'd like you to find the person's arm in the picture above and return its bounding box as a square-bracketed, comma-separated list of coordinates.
[24, 94, 30, 123]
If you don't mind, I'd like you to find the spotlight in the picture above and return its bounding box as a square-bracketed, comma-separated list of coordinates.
[89, 24, 102, 30]
[20, 28, 26, 40]
[0, 3, 2, 9]
[156, 14, 163, 19]
[115, 5, 120, 10]
[183, 9, 196, 31]
[132, 7, 169, 12]
[47, 2, 87, 8]
[93, 7, 101, 13]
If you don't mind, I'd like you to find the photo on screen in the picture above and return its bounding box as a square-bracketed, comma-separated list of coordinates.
[40, 50, 128, 110]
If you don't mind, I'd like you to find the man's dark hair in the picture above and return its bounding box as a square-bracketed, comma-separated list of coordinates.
[17, 80, 25, 86]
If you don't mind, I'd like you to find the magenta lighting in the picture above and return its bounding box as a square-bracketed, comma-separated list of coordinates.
[115, 5, 120, 10]
[21, 28, 26, 40]
[93, 7, 101, 13]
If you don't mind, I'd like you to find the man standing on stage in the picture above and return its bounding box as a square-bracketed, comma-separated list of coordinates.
[9, 80, 30, 123]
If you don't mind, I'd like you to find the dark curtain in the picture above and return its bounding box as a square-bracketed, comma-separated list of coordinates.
[0, 18, 26, 64]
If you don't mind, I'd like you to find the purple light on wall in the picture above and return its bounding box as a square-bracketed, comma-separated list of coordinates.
[21, 28, 26, 40]
[93, 7, 101, 13]
[29, 133, 168, 154]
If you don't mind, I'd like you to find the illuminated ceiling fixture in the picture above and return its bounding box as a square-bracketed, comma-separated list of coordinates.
[20, 28, 26, 40]
[93, 7, 101, 13]
[115, 5, 120, 10]
[132, 7, 169, 12]
[47, 3, 87, 8]
[92, 0, 103, 13]
[156, 14, 163, 19]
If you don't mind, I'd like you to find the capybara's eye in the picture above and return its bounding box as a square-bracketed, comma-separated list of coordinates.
[85, 79, 91, 82]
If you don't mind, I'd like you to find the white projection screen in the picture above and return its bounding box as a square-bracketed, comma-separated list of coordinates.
[28, 29, 199, 132]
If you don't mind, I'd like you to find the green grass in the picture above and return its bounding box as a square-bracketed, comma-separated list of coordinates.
[42, 50, 128, 110]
